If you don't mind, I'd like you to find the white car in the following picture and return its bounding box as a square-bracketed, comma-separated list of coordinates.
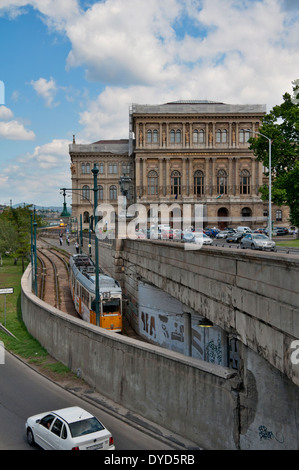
[25, 406, 115, 450]
[194, 233, 213, 245]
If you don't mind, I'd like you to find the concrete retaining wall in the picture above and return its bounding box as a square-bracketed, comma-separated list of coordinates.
[21, 265, 241, 450]
[21, 238, 299, 449]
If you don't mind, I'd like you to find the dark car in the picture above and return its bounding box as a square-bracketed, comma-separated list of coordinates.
[275, 227, 289, 236]
[226, 232, 245, 243]
[204, 228, 219, 237]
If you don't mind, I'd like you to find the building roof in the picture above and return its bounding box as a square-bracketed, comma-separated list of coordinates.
[69, 139, 129, 154]
[131, 101, 266, 115]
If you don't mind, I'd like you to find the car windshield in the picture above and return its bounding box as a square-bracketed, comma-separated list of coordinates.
[253, 234, 268, 239]
[69, 417, 104, 437]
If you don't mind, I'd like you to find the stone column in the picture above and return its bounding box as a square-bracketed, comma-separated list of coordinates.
[182, 158, 187, 196]
[159, 158, 164, 197]
[235, 157, 240, 195]
[142, 157, 147, 196]
[135, 157, 141, 197]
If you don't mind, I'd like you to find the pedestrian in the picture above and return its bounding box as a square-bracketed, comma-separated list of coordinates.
[59, 235, 63, 246]
[66, 235, 70, 246]
[75, 241, 79, 253]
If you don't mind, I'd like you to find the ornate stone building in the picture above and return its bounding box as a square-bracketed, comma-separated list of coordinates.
[69, 100, 289, 230]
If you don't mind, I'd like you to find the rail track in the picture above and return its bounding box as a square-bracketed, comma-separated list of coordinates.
[36, 240, 79, 318]
[34, 237, 146, 341]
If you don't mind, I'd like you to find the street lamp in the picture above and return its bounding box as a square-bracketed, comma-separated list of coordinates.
[118, 174, 131, 213]
[247, 129, 272, 240]
[92, 164, 100, 326]
[60, 165, 100, 325]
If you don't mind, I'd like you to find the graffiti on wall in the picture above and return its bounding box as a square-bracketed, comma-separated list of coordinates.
[258, 426, 284, 444]
[138, 281, 227, 365]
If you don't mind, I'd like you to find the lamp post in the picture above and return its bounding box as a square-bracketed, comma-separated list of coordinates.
[247, 129, 272, 240]
[118, 174, 131, 212]
[60, 169, 100, 325]
[92, 164, 100, 326]
[33, 207, 37, 295]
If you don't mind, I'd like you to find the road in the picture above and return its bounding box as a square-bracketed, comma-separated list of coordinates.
[0, 352, 176, 450]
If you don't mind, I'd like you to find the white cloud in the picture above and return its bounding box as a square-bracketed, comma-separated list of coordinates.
[0, 120, 35, 140]
[0, 0, 299, 205]
[30, 77, 59, 108]
[28, 138, 70, 168]
[0, 138, 71, 206]
[0, 105, 14, 120]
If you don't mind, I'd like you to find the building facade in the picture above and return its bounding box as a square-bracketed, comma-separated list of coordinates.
[69, 100, 289, 230]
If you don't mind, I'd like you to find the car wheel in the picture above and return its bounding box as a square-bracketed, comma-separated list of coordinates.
[27, 427, 35, 446]
[251, 243, 256, 250]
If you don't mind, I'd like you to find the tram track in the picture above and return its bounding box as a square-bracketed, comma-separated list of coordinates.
[35, 237, 147, 341]
[36, 240, 79, 318]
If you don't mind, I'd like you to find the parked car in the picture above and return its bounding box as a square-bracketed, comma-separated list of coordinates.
[202, 234, 213, 245]
[216, 230, 230, 239]
[182, 231, 213, 245]
[182, 231, 195, 242]
[237, 226, 252, 233]
[254, 228, 268, 234]
[274, 227, 289, 236]
[240, 233, 276, 251]
[25, 406, 115, 450]
[204, 228, 219, 237]
[226, 232, 245, 243]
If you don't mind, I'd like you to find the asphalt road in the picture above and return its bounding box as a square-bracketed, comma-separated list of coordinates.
[0, 351, 177, 451]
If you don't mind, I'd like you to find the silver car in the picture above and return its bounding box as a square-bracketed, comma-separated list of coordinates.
[240, 233, 276, 251]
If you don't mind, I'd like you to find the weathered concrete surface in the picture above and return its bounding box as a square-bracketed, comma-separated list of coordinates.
[21, 265, 240, 450]
[101, 239, 298, 388]
[22, 239, 299, 449]
[89, 238, 299, 449]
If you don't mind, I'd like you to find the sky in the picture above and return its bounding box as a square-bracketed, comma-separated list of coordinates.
[0, 0, 298, 208]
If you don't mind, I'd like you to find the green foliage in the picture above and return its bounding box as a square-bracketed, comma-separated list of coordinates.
[0, 205, 43, 263]
[248, 80, 299, 227]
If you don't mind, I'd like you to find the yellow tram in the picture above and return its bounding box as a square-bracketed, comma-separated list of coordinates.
[69, 254, 122, 332]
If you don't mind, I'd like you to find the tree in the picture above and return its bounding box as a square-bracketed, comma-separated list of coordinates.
[249, 80, 299, 228]
[0, 205, 43, 270]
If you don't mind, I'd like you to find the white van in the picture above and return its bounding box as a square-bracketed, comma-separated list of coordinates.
[237, 226, 252, 233]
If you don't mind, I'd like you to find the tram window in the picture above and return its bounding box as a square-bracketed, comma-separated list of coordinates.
[103, 300, 120, 313]
[81, 287, 89, 306]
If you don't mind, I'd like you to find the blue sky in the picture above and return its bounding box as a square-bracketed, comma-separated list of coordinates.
[0, 0, 298, 207]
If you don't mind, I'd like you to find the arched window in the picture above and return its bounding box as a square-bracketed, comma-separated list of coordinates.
[147, 130, 152, 143]
[153, 130, 158, 143]
[240, 169, 250, 194]
[83, 211, 89, 223]
[109, 185, 117, 201]
[147, 170, 158, 195]
[241, 207, 252, 218]
[276, 209, 282, 221]
[193, 129, 205, 144]
[99, 185, 104, 201]
[199, 129, 205, 143]
[239, 129, 250, 143]
[176, 129, 181, 143]
[171, 170, 181, 196]
[82, 185, 90, 201]
[170, 129, 175, 143]
[217, 170, 227, 195]
[216, 129, 228, 143]
[194, 170, 204, 196]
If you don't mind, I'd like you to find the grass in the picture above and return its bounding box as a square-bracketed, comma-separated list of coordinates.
[275, 239, 299, 248]
[0, 256, 76, 380]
